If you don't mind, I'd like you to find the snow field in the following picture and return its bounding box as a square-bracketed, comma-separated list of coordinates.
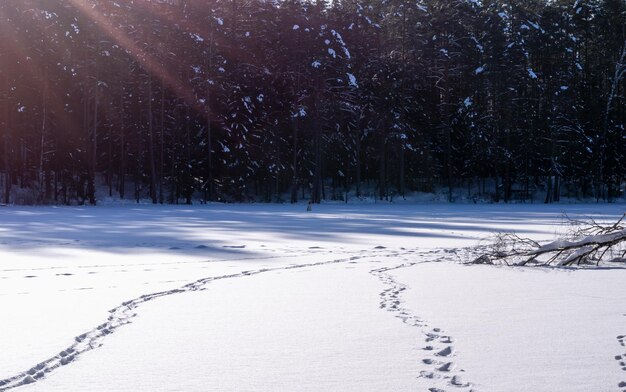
[1, 203, 625, 391]
[21, 262, 424, 392]
[394, 262, 626, 391]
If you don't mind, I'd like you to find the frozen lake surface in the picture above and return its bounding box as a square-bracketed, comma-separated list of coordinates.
[1, 203, 625, 391]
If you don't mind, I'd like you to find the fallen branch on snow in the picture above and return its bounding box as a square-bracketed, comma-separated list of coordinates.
[473, 214, 626, 266]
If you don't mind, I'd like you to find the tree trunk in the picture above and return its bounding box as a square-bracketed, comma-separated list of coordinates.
[291, 118, 299, 203]
[378, 134, 386, 201]
[598, 43, 626, 201]
[545, 176, 553, 204]
[205, 91, 213, 203]
[87, 47, 98, 206]
[313, 121, 322, 204]
[147, 73, 157, 204]
[204, 30, 215, 203]
[119, 94, 126, 199]
[312, 77, 323, 204]
[185, 106, 192, 205]
[355, 125, 361, 198]
[399, 142, 405, 198]
[107, 119, 113, 198]
[159, 80, 165, 204]
[39, 46, 49, 204]
[2, 67, 10, 204]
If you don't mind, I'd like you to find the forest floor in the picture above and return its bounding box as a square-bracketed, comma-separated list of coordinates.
[1, 203, 625, 392]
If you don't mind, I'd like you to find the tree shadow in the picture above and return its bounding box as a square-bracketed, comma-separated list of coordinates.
[0, 203, 622, 258]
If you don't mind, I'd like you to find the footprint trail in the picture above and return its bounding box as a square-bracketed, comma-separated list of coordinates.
[618, 332, 626, 391]
[371, 247, 479, 392]
[0, 253, 372, 391]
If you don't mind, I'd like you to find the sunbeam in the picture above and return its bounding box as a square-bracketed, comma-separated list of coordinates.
[65, 0, 206, 115]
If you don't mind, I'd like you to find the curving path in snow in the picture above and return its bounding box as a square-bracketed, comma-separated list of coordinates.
[618, 332, 626, 391]
[3, 245, 480, 392]
[0, 252, 372, 391]
[371, 247, 482, 392]
[15, 253, 424, 392]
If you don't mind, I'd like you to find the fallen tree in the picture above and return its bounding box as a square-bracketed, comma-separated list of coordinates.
[473, 214, 626, 266]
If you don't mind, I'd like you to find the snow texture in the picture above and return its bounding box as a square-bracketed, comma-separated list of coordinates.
[0, 204, 625, 392]
[347, 73, 358, 87]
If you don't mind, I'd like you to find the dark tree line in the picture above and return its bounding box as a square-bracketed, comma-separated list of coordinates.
[0, 0, 624, 205]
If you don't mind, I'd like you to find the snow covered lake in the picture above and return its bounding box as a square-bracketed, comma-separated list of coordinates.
[1, 203, 625, 391]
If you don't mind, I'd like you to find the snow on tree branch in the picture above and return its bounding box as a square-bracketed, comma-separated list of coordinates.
[474, 214, 626, 267]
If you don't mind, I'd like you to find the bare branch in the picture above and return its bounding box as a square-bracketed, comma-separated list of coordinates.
[473, 215, 626, 267]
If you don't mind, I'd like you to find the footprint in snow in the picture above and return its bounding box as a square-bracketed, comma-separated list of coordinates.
[440, 336, 454, 344]
[426, 333, 438, 342]
[420, 371, 436, 379]
[436, 346, 454, 357]
[422, 328, 469, 388]
[616, 335, 626, 392]
[618, 335, 626, 373]
[451, 375, 470, 387]
[437, 362, 454, 372]
[371, 249, 475, 392]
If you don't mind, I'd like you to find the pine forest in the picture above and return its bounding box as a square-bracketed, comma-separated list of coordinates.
[0, 0, 625, 205]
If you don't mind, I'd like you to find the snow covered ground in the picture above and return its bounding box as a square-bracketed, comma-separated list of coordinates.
[1, 203, 625, 391]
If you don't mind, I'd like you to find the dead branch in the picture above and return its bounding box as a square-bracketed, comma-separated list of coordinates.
[473, 214, 626, 266]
